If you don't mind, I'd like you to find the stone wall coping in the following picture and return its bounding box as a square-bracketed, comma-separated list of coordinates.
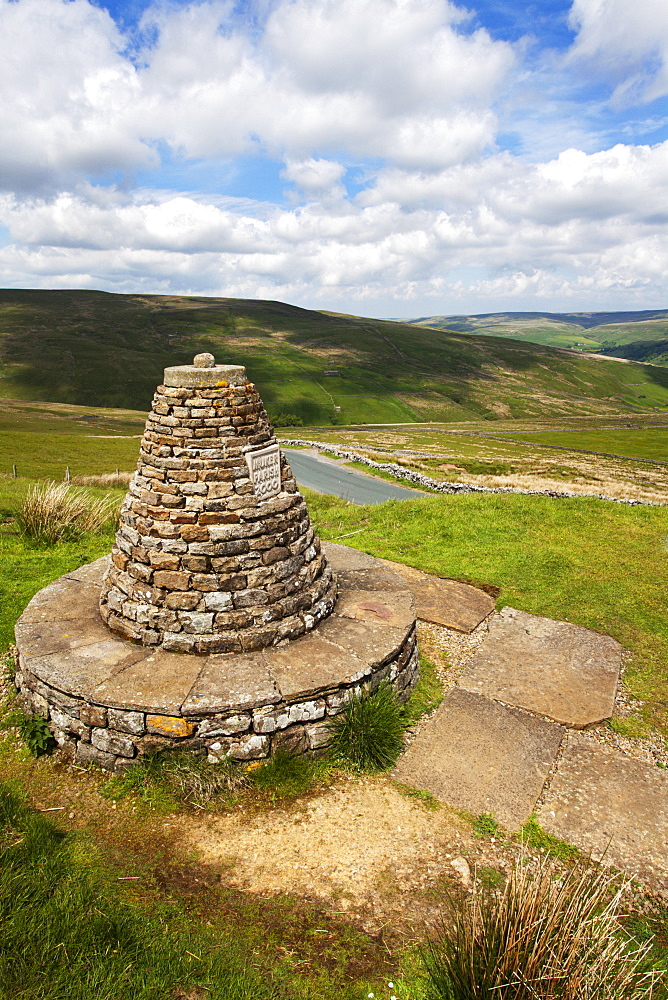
[15, 545, 416, 720]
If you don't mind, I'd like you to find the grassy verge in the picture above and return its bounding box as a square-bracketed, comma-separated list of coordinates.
[305, 488, 668, 735]
[0, 781, 268, 999]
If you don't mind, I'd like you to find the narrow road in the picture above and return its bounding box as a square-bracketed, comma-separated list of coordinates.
[284, 449, 426, 505]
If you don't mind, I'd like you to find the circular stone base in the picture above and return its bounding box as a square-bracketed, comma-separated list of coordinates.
[13, 542, 419, 771]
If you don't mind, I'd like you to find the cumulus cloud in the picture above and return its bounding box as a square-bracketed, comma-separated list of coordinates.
[0, 0, 516, 192]
[0, 0, 667, 313]
[0, 0, 149, 191]
[2, 136, 667, 312]
[281, 158, 346, 199]
[568, 0, 668, 103]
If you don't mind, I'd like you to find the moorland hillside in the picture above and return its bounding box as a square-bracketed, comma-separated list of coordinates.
[1, 289, 668, 423]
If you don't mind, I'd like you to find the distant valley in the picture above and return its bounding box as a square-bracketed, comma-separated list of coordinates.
[407, 309, 668, 366]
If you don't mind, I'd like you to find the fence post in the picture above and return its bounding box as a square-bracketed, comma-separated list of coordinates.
[65, 466, 71, 483]
[12, 464, 17, 479]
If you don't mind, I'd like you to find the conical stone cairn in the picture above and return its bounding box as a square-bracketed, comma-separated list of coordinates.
[100, 353, 337, 654]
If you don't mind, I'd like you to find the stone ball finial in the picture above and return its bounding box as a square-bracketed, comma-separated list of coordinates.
[193, 352, 215, 368]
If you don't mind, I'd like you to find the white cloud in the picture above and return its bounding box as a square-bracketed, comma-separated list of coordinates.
[281, 158, 346, 198]
[568, 0, 668, 103]
[0, 0, 516, 191]
[0, 0, 149, 191]
[2, 136, 667, 312]
[0, 0, 667, 314]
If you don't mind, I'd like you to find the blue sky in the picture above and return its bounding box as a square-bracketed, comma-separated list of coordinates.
[1, 0, 667, 316]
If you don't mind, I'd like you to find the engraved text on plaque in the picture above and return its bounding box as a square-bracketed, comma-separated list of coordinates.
[245, 444, 282, 499]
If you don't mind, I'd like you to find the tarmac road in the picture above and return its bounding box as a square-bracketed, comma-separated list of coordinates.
[284, 448, 426, 505]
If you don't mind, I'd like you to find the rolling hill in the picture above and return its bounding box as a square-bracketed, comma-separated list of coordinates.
[1, 289, 668, 425]
[407, 309, 668, 365]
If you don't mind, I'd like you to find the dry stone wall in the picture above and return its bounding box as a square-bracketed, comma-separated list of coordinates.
[100, 362, 336, 653]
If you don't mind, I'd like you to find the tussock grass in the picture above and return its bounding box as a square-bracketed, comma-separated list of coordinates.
[15, 481, 119, 544]
[423, 854, 665, 999]
[327, 682, 407, 771]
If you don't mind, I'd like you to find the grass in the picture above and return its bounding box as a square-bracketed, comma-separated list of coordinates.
[519, 815, 581, 862]
[102, 750, 337, 813]
[327, 682, 408, 771]
[1, 454, 668, 995]
[101, 750, 253, 811]
[507, 428, 668, 464]
[2, 466, 668, 735]
[404, 655, 444, 725]
[472, 813, 501, 839]
[248, 752, 330, 800]
[0, 428, 139, 481]
[0, 775, 416, 1000]
[422, 854, 665, 999]
[0, 517, 116, 653]
[0, 781, 276, 999]
[398, 787, 441, 811]
[305, 488, 668, 735]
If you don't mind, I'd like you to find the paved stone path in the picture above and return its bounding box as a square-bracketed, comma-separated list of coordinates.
[392, 564, 668, 892]
[380, 558, 494, 632]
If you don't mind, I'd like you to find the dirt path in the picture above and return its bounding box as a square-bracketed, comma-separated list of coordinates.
[179, 774, 523, 937]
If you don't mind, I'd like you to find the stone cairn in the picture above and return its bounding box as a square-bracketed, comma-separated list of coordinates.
[13, 354, 419, 770]
[99, 353, 337, 654]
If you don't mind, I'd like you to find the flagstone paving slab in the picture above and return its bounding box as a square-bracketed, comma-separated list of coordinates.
[393, 688, 564, 831]
[65, 556, 109, 587]
[333, 588, 416, 631]
[379, 559, 495, 633]
[459, 607, 621, 728]
[538, 735, 668, 892]
[27, 639, 149, 697]
[323, 542, 495, 633]
[322, 541, 378, 571]
[263, 634, 369, 700]
[91, 650, 206, 715]
[182, 652, 280, 715]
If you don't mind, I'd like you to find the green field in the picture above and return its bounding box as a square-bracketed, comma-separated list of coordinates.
[409, 310, 668, 366]
[503, 428, 668, 463]
[0, 398, 144, 480]
[3, 289, 668, 425]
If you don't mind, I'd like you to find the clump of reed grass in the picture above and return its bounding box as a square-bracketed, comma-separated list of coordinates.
[327, 682, 407, 771]
[15, 481, 119, 544]
[423, 854, 664, 999]
[73, 472, 132, 488]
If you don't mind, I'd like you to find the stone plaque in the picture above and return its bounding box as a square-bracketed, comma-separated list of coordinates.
[245, 444, 281, 499]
